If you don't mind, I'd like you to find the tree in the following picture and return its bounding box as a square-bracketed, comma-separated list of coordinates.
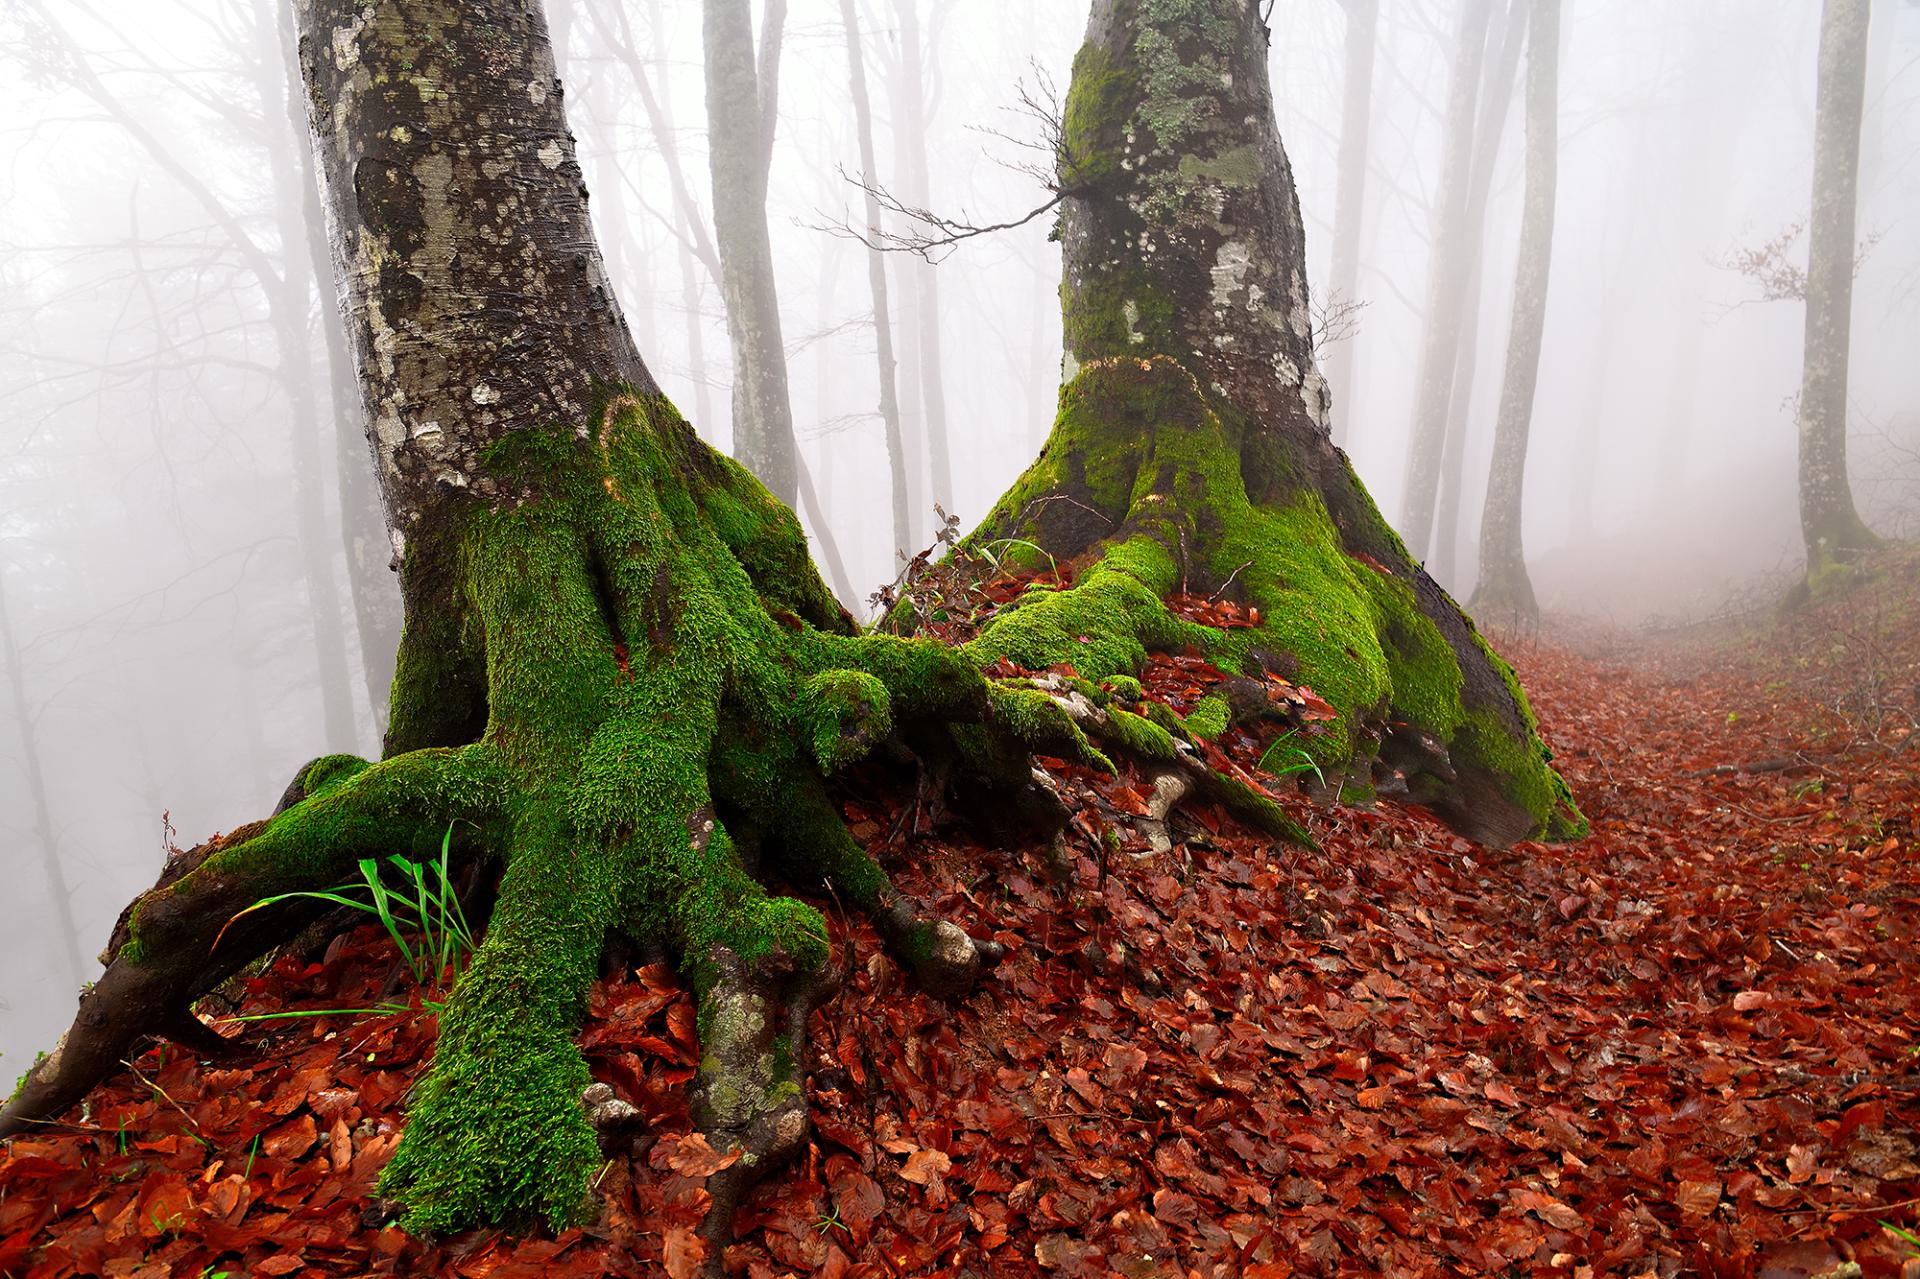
[1470, 0, 1561, 621]
[1797, 0, 1879, 578]
[839, 0, 914, 560]
[702, 0, 799, 506]
[3, 0, 1579, 1261]
[1399, 0, 1494, 561]
[1322, 0, 1377, 447]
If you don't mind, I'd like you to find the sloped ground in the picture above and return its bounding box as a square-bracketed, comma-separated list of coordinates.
[3, 552, 1918, 1279]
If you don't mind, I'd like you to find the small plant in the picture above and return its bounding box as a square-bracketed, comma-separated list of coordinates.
[1258, 730, 1326, 785]
[1882, 1219, 1919, 1257]
[814, 1205, 851, 1238]
[219, 825, 475, 1022]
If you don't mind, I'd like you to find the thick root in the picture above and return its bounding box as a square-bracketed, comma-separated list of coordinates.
[0, 747, 502, 1141]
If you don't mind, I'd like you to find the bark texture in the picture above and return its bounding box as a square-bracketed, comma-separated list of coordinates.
[1797, 0, 1878, 579]
[1470, 0, 1559, 621]
[972, 0, 1580, 847]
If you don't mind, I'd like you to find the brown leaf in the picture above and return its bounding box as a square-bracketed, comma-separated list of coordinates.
[1675, 1179, 1722, 1217]
[899, 1148, 951, 1184]
[658, 1132, 741, 1178]
[662, 1226, 706, 1279]
[262, 1112, 317, 1160]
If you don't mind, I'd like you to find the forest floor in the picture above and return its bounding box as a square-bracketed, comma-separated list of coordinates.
[3, 548, 1919, 1279]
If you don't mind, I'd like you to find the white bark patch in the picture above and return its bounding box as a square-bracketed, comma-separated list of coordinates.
[1210, 239, 1252, 307]
[471, 384, 500, 405]
[1124, 299, 1146, 345]
[388, 125, 412, 143]
[329, 13, 367, 71]
[537, 139, 565, 170]
[527, 78, 549, 106]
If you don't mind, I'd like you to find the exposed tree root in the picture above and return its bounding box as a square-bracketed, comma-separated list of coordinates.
[4, 394, 1315, 1260]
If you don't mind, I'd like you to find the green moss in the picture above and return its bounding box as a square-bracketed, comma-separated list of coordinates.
[1102, 708, 1178, 761]
[1182, 694, 1229, 740]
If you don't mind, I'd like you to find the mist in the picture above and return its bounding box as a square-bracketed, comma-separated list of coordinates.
[2, 0, 1916, 1082]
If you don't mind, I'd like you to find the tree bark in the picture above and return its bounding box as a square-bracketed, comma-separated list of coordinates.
[273, 0, 401, 733]
[1399, 0, 1494, 561]
[1323, 0, 1376, 447]
[1796, 0, 1878, 577]
[974, 0, 1580, 847]
[1472, 0, 1560, 622]
[840, 0, 913, 561]
[703, 0, 799, 504]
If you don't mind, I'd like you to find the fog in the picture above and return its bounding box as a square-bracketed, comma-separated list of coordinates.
[2, 0, 1917, 1077]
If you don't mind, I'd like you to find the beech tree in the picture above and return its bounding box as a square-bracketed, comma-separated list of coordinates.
[1471, 0, 1560, 621]
[1797, 0, 1878, 578]
[2, 0, 1580, 1256]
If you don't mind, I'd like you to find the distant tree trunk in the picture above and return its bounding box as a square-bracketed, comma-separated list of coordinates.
[1430, 0, 1528, 588]
[703, 0, 798, 503]
[1400, 0, 1494, 560]
[1796, 0, 1878, 576]
[1323, 0, 1376, 447]
[274, 0, 400, 733]
[840, 0, 913, 561]
[0, 567, 85, 986]
[1472, 0, 1561, 621]
[893, 0, 955, 521]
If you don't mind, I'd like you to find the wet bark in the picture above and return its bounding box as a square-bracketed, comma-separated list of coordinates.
[1797, 0, 1878, 571]
[1323, 0, 1376, 447]
[840, 0, 913, 561]
[1472, 0, 1561, 622]
[1400, 0, 1495, 561]
[702, 0, 799, 505]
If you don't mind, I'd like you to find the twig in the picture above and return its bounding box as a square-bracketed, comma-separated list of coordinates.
[121, 1058, 200, 1131]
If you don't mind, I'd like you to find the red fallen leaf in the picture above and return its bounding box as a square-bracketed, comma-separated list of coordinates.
[1675, 1179, 1722, 1217]
[656, 1133, 740, 1178]
[1558, 894, 1588, 919]
[262, 1112, 318, 1160]
[1513, 1188, 1584, 1231]
[831, 1171, 884, 1235]
[661, 1225, 706, 1279]
[135, 1175, 192, 1240]
[1732, 990, 1771, 1011]
[1786, 1144, 1818, 1184]
[1484, 1080, 1521, 1106]
[899, 1148, 951, 1184]
[257, 1256, 305, 1276]
[1355, 1085, 1392, 1109]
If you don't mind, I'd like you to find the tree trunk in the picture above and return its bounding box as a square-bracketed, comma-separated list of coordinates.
[1797, 0, 1878, 578]
[3, 1, 1580, 1258]
[0, 567, 87, 986]
[973, 0, 1580, 847]
[274, 0, 401, 733]
[1323, 0, 1376, 447]
[1472, 0, 1561, 622]
[702, 0, 799, 504]
[840, 0, 913, 561]
[1430, 0, 1528, 589]
[893, 0, 955, 520]
[1399, 0, 1494, 560]
[4, 1, 1007, 1257]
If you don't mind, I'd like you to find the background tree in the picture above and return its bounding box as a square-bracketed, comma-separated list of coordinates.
[1797, 0, 1879, 578]
[1323, 0, 1377, 447]
[1472, 0, 1562, 621]
[1399, 0, 1494, 562]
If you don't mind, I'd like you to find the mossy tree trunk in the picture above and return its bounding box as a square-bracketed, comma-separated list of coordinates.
[3, 0, 1014, 1254]
[967, 0, 1581, 847]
